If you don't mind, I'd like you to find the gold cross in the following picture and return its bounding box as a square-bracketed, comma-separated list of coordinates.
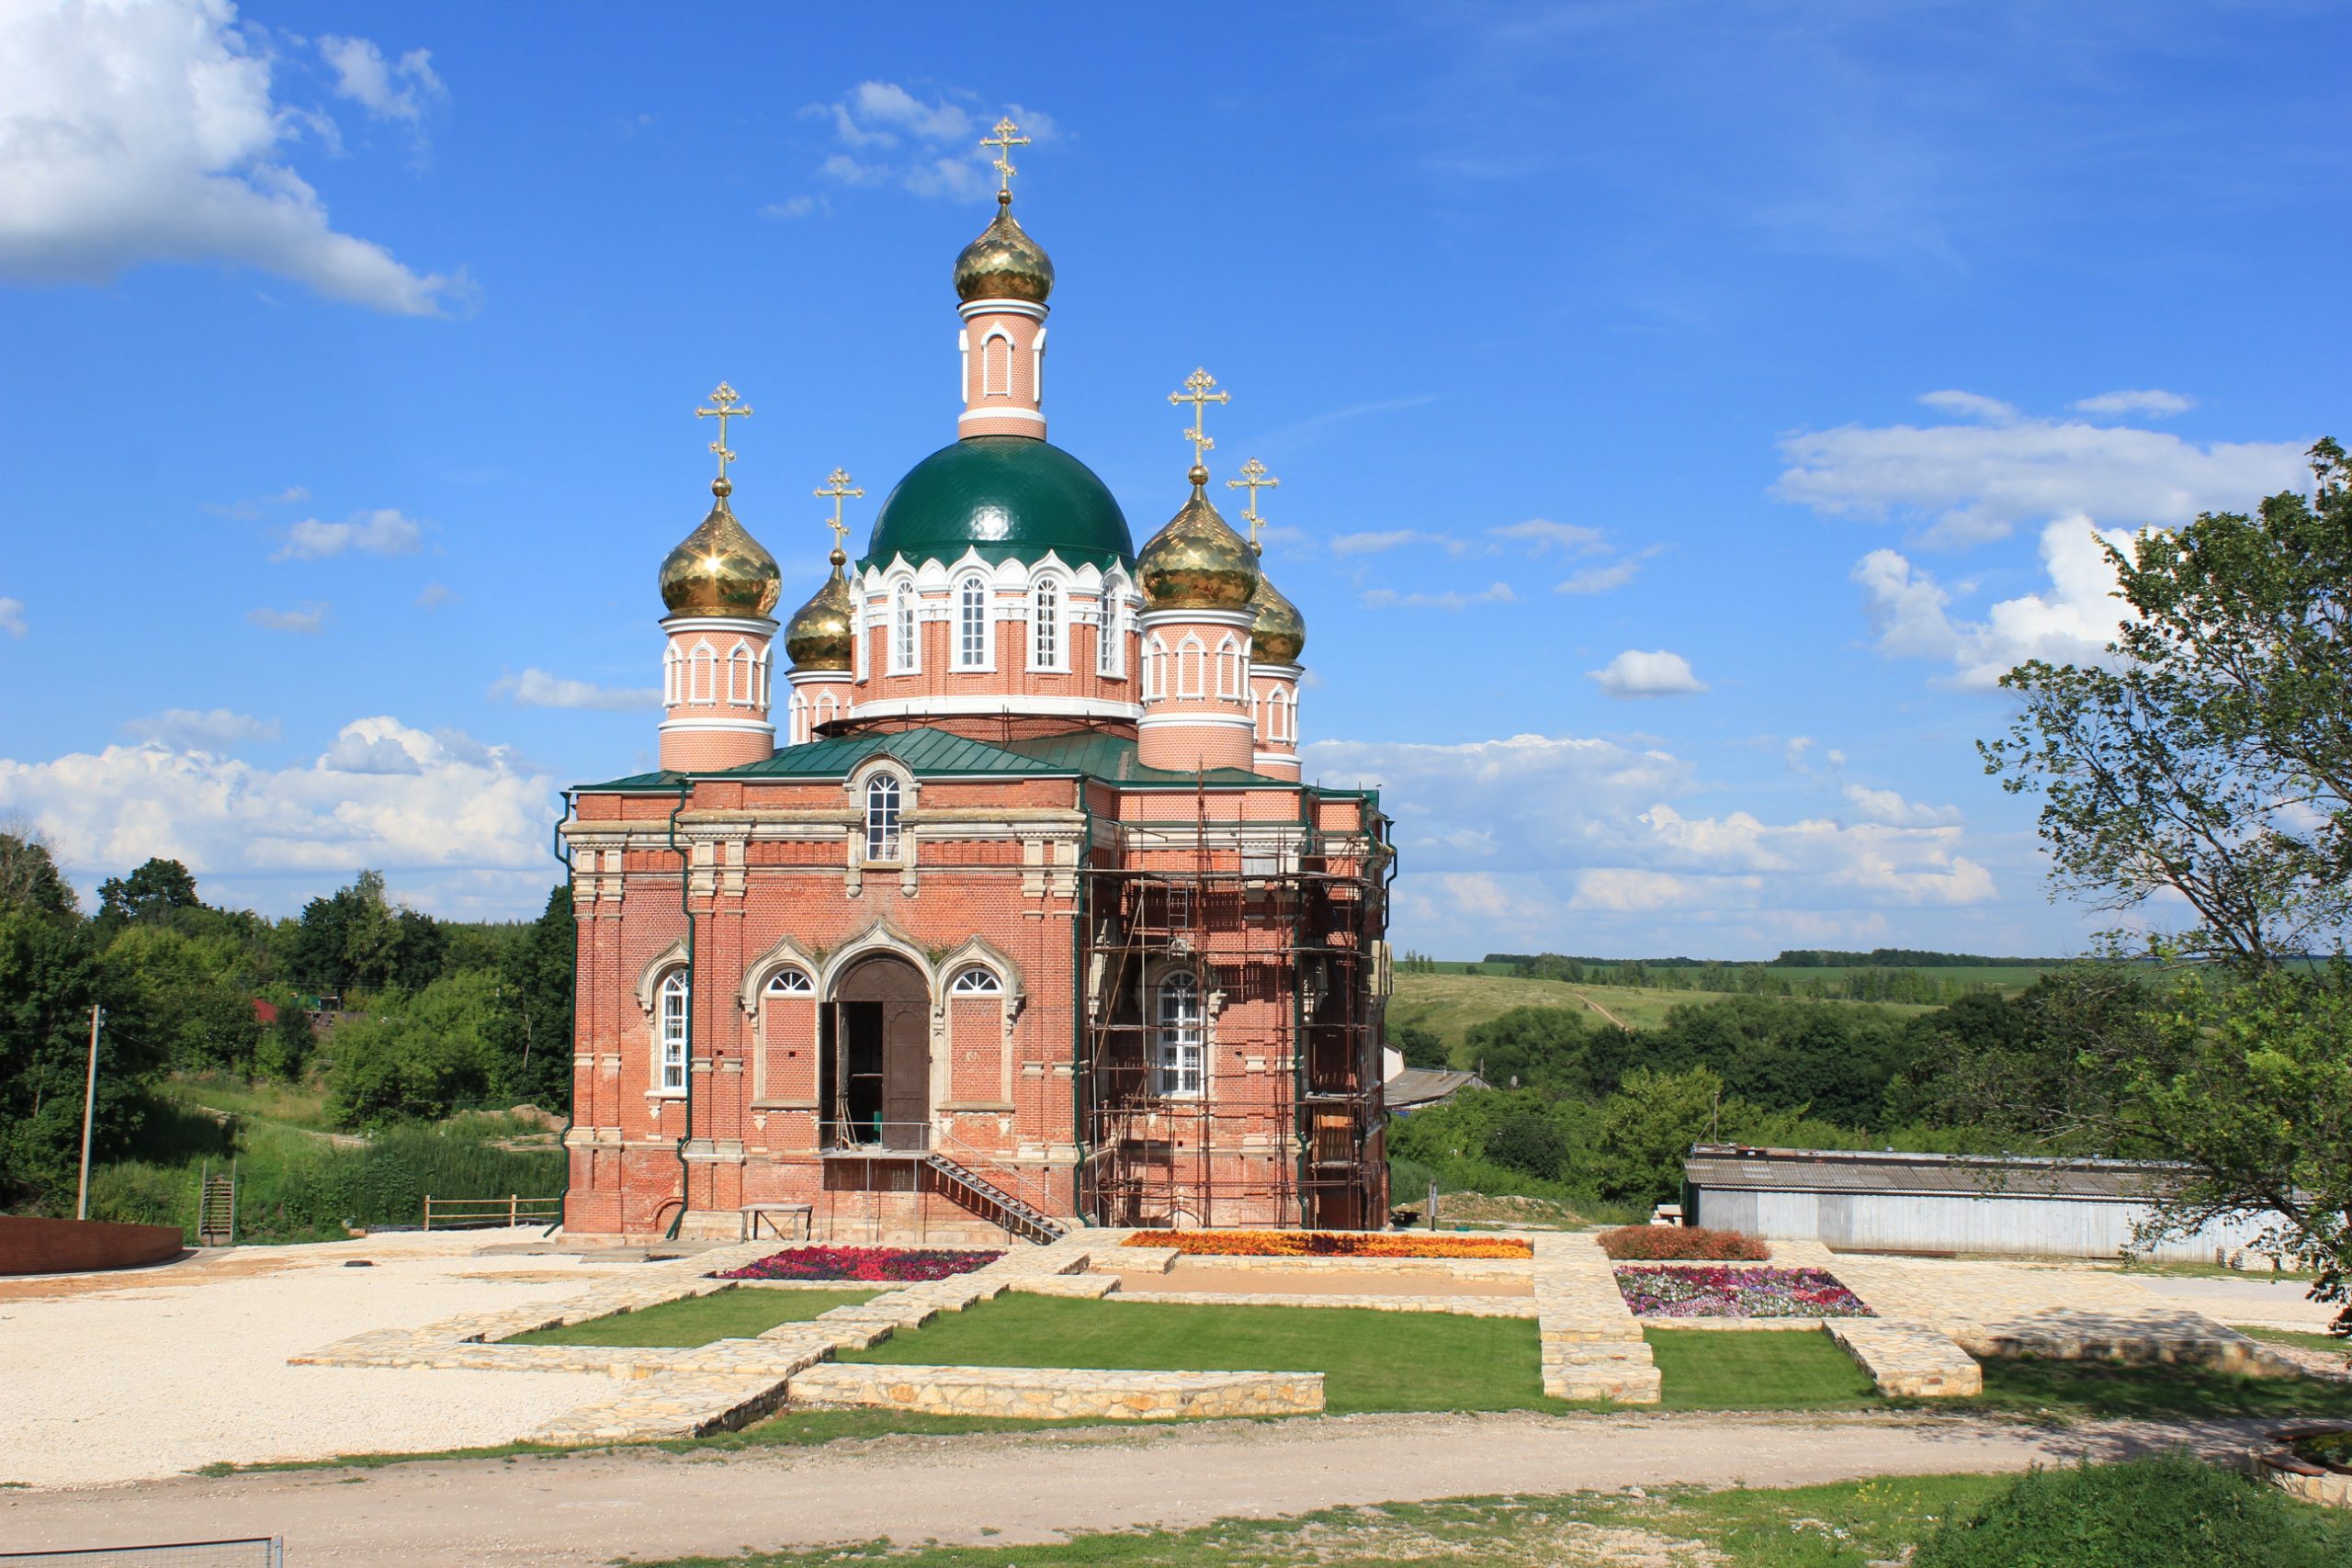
[1227, 457, 1280, 551]
[814, 468, 864, 557]
[695, 382, 752, 479]
[1168, 367, 1229, 470]
[981, 117, 1030, 201]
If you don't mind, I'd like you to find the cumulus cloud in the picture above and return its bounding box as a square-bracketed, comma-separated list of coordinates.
[761, 195, 824, 220]
[1853, 514, 2137, 688]
[2075, 389, 2195, 419]
[247, 604, 325, 634]
[318, 35, 445, 127]
[1487, 518, 1606, 555]
[273, 508, 424, 560]
[1842, 784, 1962, 828]
[203, 484, 309, 521]
[1917, 389, 2021, 425]
[1776, 398, 2305, 546]
[0, 716, 557, 916]
[1362, 582, 1516, 610]
[122, 708, 279, 748]
[491, 670, 662, 711]
[415, 582, 452, 609]
[1588, 649, 1707, 697]
[0, 0, 459, 314]
[806, 82, 1054, 203]
[1556, 559, 1641, 595]
[0, 598, 23, 638]
[1330, 529, 1460, 557]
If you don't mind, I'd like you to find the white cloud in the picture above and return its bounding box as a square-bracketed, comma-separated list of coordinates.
[761, 195, 824, 220]
[2075, 389, 2195, 419]
[318, 35, 445, 127]
[1362, 582, 1516, 610]
[1917, 389, 2021, 424]
[203, 483, 309, 520]
[0, 717, 557, 916]
[1330, 529, 1457, 557]
[0, 0, 459, 314]
[415, 582, 452, 609]
[1854, 514, 2137, 688]
[1842, 784, 1962, 828]
[1588, 649, 1707, 697]
[1556, 559, 1641, 595]
[1487, 518, 1606, 555]
[1571, 868, 1687, 911]
[123, 708, 279, 748]
[247, 604, 325, 634]
[0, 598, 23, 637]
[273, 508, 424, 560]
[806, 83, 1053, 203]
[1777, 400, 2305, 546]
[492, 670, 661, 711]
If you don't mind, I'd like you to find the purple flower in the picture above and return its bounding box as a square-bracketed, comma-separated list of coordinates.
[1612, 1264, 1871, 1318]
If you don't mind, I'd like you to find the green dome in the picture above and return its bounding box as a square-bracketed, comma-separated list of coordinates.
[861, 437, 1134, 572]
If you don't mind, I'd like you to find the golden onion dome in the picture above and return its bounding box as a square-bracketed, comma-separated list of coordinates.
[1248, 563, 1306, 665]
[953, 195, 1055, 304]
[1137, 468, 1259, 613]
[784, 552, 854, 671]
[659, 479, 782, 618]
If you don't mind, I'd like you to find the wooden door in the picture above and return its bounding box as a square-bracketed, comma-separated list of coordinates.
[835, 956, 930, 1150]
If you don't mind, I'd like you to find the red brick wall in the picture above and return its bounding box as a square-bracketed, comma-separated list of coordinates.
[0, 1215, 184, 1275]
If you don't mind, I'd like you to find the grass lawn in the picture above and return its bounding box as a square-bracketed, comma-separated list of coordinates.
[503, 1285, 882, 1347]
[1385, 972, 1933, 1059]
[1939, 1356, 2352, 1420]
[2239, 1325, 2351, 1357]
[839, 1293, 1568, 1415]
[1645, 1327, 1878, 1411]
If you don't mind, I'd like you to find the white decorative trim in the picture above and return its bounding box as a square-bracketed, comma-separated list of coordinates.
[656, 716, 776, 735]
[849, 694, 1143, 721]
[661, 615, 778, 635]
[787, 669, 854, 688]
[1253, 752, 1301, 768]
[739, 932, 822, 1016]
[956, 407, 1046, 428]
[957, 298, 1047, 322]
[1250, 662, 1304, 681]
[1137, 608, 1259, 632]
[1137, 711, 1257, 730]
[635, 939, 690, 1016]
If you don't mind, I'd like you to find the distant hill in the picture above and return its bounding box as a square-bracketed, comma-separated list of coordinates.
[1479, 947, 2067, 968]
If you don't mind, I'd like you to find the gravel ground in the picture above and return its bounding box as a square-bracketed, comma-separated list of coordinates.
[2119, 1271, 2339, 1331]
[0, 1230, 631, 1489]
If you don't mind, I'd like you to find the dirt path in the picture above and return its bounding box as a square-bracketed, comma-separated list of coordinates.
[1574, 990, 1630, 1030]
[0, 1411, 2271, 1566]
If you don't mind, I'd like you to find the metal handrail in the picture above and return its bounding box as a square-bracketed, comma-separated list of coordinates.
[933, 1126, 1061, 1220]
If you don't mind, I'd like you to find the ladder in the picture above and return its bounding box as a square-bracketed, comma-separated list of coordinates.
[922, 1151, 1067, 1245]
[197, 1161, 236, 1247]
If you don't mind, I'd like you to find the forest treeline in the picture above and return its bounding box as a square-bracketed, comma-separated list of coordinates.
[0, 831, 571, 1212]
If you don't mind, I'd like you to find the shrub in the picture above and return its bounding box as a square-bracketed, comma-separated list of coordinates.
[1484, 1112, 1570, 1180]
[1600, 1224, 1770, 1260]
[1914, 1454, 2352, 1568]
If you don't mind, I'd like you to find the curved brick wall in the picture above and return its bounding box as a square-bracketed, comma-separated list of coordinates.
[0, 1214, 185, 1276]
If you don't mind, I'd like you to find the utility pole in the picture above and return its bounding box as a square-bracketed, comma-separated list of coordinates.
[75, 1004, 103, 1221]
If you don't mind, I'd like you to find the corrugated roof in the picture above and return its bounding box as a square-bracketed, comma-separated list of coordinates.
[1682, 1145, 2183, 1201]
[994, 733, 1271, 785]
[729, 728, 1077, 779]
[1384, 1066, 1489, 1111]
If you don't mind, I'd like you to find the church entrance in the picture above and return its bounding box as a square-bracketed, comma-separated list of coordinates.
[824, 954, 930, 1150]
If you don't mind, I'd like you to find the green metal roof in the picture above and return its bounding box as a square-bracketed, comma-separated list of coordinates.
[994, 733, 1267, 786]
[860, 436, 1135, 572]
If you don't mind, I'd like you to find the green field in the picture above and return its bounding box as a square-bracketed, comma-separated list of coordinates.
[1386, 970, 1940, 1062]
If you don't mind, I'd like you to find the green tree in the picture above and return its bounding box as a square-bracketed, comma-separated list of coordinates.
[1592, 1066, 1727, 1205]
[1389, 1021, 1449, 1071]
[326, 970, 504, 1126]
[1463, 1005, 1589, 1091]
[95, 857, 201, 931]
[0, 828, 77, 919]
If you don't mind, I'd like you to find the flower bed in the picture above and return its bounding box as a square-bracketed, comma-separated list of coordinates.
[1615, 1264, 1872, 1319]
[1599, 1224, 1770, 1261]
[1123, 1230, 1533, 1259]
[715, 1245, 1002, 1283]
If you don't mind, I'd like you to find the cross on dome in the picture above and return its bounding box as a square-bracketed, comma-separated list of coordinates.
[1227, 458, 1280, 552]
[814, 467, 864, 562]
[1168, 367, 1229, 474]
[981, 118, 1030, 204]
[695, 382, 753, 480]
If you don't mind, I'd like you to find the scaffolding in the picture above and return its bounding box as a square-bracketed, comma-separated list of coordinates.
[1079, 783, 1393, 1231]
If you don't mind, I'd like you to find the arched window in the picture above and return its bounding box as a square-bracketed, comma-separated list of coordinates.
[1271, 688, 1295, 742]
[950, 965, 1002, 996]
[1032, 578, 1061, 670]
[689, 640, 717, 703]
[1215, 634, 1242, 699]
[1153, 970, 1203, 1097]
[1142, 633, 1168, 699]
[1098, 594, 1125, 678]
[891, 582, 918, 674]
[764, 967, 813, 997]
[786, 690, 809, 745]
[865, 773, 902, 863]
[1176, 634, 1204, 698]
[757, 647, 772, 708]
[982, 332, 1013, 397]
[957, 575, 989, 670]
[814, 689, 840, 729]
[663, 644, 682, 705]
[657, 969, 689, 1092]
[727, 640, 754, 705]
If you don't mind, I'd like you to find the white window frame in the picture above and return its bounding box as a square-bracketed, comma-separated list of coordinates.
[1214, 634, 1242, 699]
[727, 639, 753, 705]
[689, 639, 717, 703]
[949, 965, 1002, 996]
[814, 689, 840, 730]
[1153, 969, 1204, 1098]
[1142, 632, 1168, 700]
[1030, 576, 1065, 671]
[865, 772, 903, 863]
[982, 329, 1013, 398]
[657, 968, 689, 1093]
[1098, 594, 1125, 678]
[1176, 633, 1204, 698]
[890, 581, 920, 674]
[956, 574, 992, 671]
[663, 644, 682, 705]
[764, 967, 814, 996]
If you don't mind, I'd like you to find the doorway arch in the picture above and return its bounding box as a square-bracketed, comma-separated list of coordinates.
[827, 953, 931, 1150]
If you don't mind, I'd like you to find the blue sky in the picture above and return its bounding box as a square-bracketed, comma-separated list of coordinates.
[1, 0, 2344, 957]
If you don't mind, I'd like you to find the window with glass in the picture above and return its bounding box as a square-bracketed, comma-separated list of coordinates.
[764, 967, 813, 996]
[892, 583, 918, 673]
[658, 969, 689, 1091]
[1099, 595, 1124, 677]
[1153, 969, 1204, 1097]
[865, 773, 902, 862]
[950, 965, 1002, 996]
[1032, 578, 1061, 669]
[957, 575, 989, 668]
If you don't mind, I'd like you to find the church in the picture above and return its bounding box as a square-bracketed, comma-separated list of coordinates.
[559, 126, 1393, 1244]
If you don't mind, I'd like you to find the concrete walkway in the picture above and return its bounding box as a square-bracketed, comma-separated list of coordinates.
[0, 1409, 2278, 1567]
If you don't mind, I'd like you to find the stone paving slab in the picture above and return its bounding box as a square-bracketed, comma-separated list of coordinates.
[1530, 1233, 1658, 1403]
[1100, 1250, 1532, 1280]
[1006, 1273, 1122, 1298]
[1826, 1320, 1984, 1398]
[1105, 1289, 1538, 1317]
[787, 1361, 1324, 1420]
[529, 1371, 789, 1444]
